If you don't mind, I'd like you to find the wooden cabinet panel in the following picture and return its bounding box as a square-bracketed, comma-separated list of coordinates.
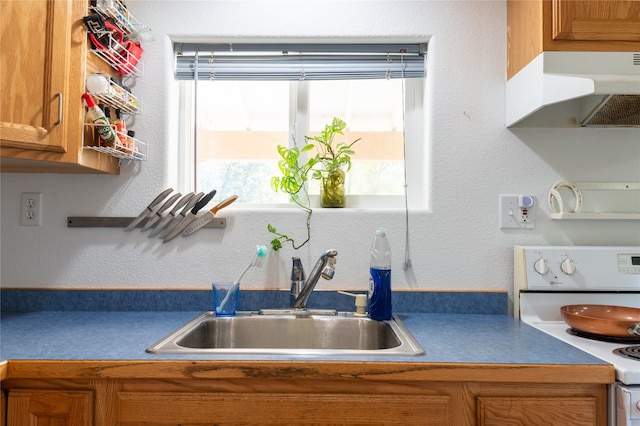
[118, 392, 452, 425]
[7, 389, 93, 426]
[0, 0, 71, 153]
[0, 0, 119, 174]
[507, 0, 640, 78]
[552, 0, 640, 42]
[0, 362, 612, 426]
[1, 390, 6, 426]
[477, 396, 598, 426]
[507, 0, 545, 79]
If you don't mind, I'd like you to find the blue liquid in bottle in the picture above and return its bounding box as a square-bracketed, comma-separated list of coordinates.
[369, 267, 392, 320]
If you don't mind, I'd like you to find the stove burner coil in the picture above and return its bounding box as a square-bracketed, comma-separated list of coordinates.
[567, 328, 640, 344]
[613, 346, 640, 361]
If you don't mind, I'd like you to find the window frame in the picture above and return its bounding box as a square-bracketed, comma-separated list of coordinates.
[174, 45, 427, 210]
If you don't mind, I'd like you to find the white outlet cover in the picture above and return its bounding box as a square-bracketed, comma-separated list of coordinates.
[20, 192, 42, 226]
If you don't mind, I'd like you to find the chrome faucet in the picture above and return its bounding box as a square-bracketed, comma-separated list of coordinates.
[291, 249, 338, 309]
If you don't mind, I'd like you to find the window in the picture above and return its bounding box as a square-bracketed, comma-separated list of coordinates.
[175, 43, 426, 208]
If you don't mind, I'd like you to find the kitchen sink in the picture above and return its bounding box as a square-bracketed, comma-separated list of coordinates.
[146, 311, 425, 356]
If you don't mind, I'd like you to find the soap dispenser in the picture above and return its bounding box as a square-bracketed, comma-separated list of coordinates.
[338, 291, 367, 316]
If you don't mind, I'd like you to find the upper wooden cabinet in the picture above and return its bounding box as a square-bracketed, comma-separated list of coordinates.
[552, 0, 640, 42]
[0, 0, 119, 174]
[507, 0, 640, 79]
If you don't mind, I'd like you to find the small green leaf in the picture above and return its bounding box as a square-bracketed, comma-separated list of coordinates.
[276, 145, 288, 158]
[267, 224, 277, 233]
[332, 117, 346, 129]
[270, 177, 280, 192]
[271, 238, 283, 251]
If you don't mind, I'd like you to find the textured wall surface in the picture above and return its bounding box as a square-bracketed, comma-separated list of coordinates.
[2, 2, 639, 312]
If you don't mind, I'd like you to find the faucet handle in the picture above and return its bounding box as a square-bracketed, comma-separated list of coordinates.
[291, 257, 305, 281]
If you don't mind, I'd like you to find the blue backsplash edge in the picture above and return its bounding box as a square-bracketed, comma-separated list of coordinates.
[0, 289, 507, 315]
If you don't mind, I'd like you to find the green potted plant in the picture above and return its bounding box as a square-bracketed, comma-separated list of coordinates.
[268, 142, 316, 251]
[307, 117, 360, 208]
[268, 117, 360, 250]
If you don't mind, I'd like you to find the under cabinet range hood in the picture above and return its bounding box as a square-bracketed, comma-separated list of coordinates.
[506, 51, 640, 128]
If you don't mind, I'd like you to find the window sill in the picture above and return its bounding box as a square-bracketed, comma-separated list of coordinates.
[236, 195, 418, 210]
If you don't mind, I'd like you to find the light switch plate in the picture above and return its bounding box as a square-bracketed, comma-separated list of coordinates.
[499, 194, 534, 229]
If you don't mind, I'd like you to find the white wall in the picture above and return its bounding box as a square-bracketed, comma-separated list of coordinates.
[2, 2, 639, 306]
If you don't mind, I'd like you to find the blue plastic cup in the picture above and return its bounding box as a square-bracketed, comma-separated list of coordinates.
[212, 282, 239, 317]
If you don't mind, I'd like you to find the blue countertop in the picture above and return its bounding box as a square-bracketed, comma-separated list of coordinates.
[0, 311, 608, 365]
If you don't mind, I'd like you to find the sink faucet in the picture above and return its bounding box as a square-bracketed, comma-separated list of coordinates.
[291, 249, 338, 309]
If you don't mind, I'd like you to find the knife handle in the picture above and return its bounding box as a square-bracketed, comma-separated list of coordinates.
[191, 189, 216, 214]
[149, 188, 174, 210]
[181, 192, 204, 215]
[170, 192, 195, 214]
[157, 192, 182, 213]
[210, 195, 238, 214]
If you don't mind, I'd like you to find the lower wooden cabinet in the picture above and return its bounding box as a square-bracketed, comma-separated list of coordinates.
[477, 396, 598, 426]
[4, 380, 606, 426]
[1, 390, 5, 426]
[118, 392, 451, 425]
[7, 389, 93, 426]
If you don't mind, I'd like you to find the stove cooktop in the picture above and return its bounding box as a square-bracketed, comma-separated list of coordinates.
[526, 320, 640, 385]
[515, 246, 640, 385]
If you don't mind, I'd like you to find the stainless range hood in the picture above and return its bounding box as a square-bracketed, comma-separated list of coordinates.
[506, 51, 640, 128]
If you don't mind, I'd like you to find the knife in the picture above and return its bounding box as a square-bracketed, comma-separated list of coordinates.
[163, 189, 217, 243]
[148, 192, 195, 238]
[182, 195, 238, 237]
[124, 188, 173, 231]
[158, 191, 204, 239]
[141, 192, 182, 232]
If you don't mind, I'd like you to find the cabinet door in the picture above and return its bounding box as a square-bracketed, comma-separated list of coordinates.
[552, 0, 640, 42]
[477, 396, 599, 426]
[1, 390, 6, 426]
[7, 389, 93, 426]
[118, 392, 452, 425]
[0, 0, 72, 153]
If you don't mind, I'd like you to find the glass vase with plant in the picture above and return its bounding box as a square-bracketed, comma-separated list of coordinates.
[307, 117, 360, 208]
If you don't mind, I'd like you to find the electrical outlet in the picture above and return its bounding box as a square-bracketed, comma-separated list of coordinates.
[20, 192, 42, 226]
[499, 194, 534, 229]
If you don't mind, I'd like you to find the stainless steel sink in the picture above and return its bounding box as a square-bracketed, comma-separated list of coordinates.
[146, 311, 425, 356]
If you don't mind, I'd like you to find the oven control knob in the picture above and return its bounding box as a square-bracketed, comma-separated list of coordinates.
[534, 258, 549, 275]
[560, 258, 576, 275]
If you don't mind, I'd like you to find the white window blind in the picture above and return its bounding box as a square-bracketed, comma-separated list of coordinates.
[174, 43, 427, 81]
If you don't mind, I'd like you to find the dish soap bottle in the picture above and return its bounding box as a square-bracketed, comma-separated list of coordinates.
[368, 227, 392, 320]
